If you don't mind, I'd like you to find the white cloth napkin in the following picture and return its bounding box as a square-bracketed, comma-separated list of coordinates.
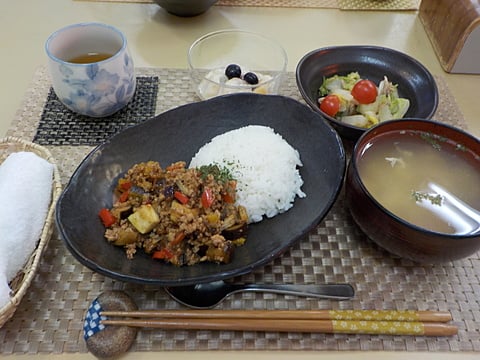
[0, 151, 53, 309]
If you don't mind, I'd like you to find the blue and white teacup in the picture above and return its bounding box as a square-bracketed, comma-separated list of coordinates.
[45, 23, 136, 118]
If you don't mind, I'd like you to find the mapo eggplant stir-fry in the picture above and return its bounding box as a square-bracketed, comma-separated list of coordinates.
[98, 161, 248, 266]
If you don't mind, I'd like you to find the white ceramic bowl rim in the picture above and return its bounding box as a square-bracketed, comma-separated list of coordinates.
[45, 22, 127, 66]
[187, 29, 288, 89]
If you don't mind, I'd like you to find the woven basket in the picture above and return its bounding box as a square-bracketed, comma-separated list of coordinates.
[0, 137, 62, 327]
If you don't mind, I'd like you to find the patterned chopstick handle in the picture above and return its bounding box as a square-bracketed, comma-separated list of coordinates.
[331, 319, 458, 336]
[328, 309, 452, 322]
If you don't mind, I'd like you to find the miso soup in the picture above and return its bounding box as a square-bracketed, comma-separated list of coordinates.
[357, 130, 480, 235]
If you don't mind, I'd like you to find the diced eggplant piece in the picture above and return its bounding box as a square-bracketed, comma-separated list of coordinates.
[206, 212, 221, 226]
[222, 223, 248, 240]
[170, 200, 198, 222]
[111, 203, 133, 220]
[237, 205, 249, 223]
[128, 204, 160, 234]
[113, 228, 139, 246]
[175, 180, 190, 196]
[206, 241, 234, 263]
[220, 214, 236, 231]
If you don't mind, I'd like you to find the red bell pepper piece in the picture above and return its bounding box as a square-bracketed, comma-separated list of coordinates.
[119, 180, 132, 191]
[222, 181, 236, 203]
[98, 208, 116, 227]
[152, 248, 174, 260]
[119, 191, 129, 203]
[222, 193, 235, 204]
[171, 231, 186, 246]
[201, 188, 214, 208]
[174, 191, 189, 204]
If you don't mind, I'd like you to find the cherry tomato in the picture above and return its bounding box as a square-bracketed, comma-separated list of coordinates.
[351, 79, 378, 104]
[319, 94, 340, 117]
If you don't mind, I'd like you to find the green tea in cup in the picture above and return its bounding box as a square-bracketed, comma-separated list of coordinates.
[45, 22, 136, 117]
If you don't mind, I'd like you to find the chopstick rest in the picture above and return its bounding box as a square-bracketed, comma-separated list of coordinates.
[83, 290, 458, 358]
[84, 291, 138, 359]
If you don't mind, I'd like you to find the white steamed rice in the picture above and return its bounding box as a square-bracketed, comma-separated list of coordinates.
[189, 125, 305, 223]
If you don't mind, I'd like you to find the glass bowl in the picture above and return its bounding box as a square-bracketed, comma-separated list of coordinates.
[188, 29, 288, 100]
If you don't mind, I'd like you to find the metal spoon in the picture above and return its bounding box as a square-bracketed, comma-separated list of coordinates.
[164, 281, 355, 309]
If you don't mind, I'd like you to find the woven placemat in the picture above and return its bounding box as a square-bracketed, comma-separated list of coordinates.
[1, 66, 479, 354]
[338, 0, 420, 10]
[75, 0, 338, 9]
[74, 0, 420, 10]
[33, 76, 158, 146]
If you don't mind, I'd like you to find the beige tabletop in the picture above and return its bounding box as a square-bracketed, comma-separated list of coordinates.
[1, 1, 479, 359]
[1, 0, 480, 138]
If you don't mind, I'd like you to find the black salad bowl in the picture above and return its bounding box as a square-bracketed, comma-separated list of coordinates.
[296, 45, 439, 141]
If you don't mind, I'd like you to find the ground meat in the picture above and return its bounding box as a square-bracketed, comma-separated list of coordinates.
[100, 161, 248, 266]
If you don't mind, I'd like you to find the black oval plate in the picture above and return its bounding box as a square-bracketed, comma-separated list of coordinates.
[56, 93, 346, 286]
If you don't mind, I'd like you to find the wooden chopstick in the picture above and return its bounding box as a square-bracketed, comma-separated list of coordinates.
[100, 310, 457, 336]
[101, 309, 453, 323]
[100, 318, 458, 336]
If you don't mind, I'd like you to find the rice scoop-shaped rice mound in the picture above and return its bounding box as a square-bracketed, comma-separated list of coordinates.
[190, 125, 306, 223]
